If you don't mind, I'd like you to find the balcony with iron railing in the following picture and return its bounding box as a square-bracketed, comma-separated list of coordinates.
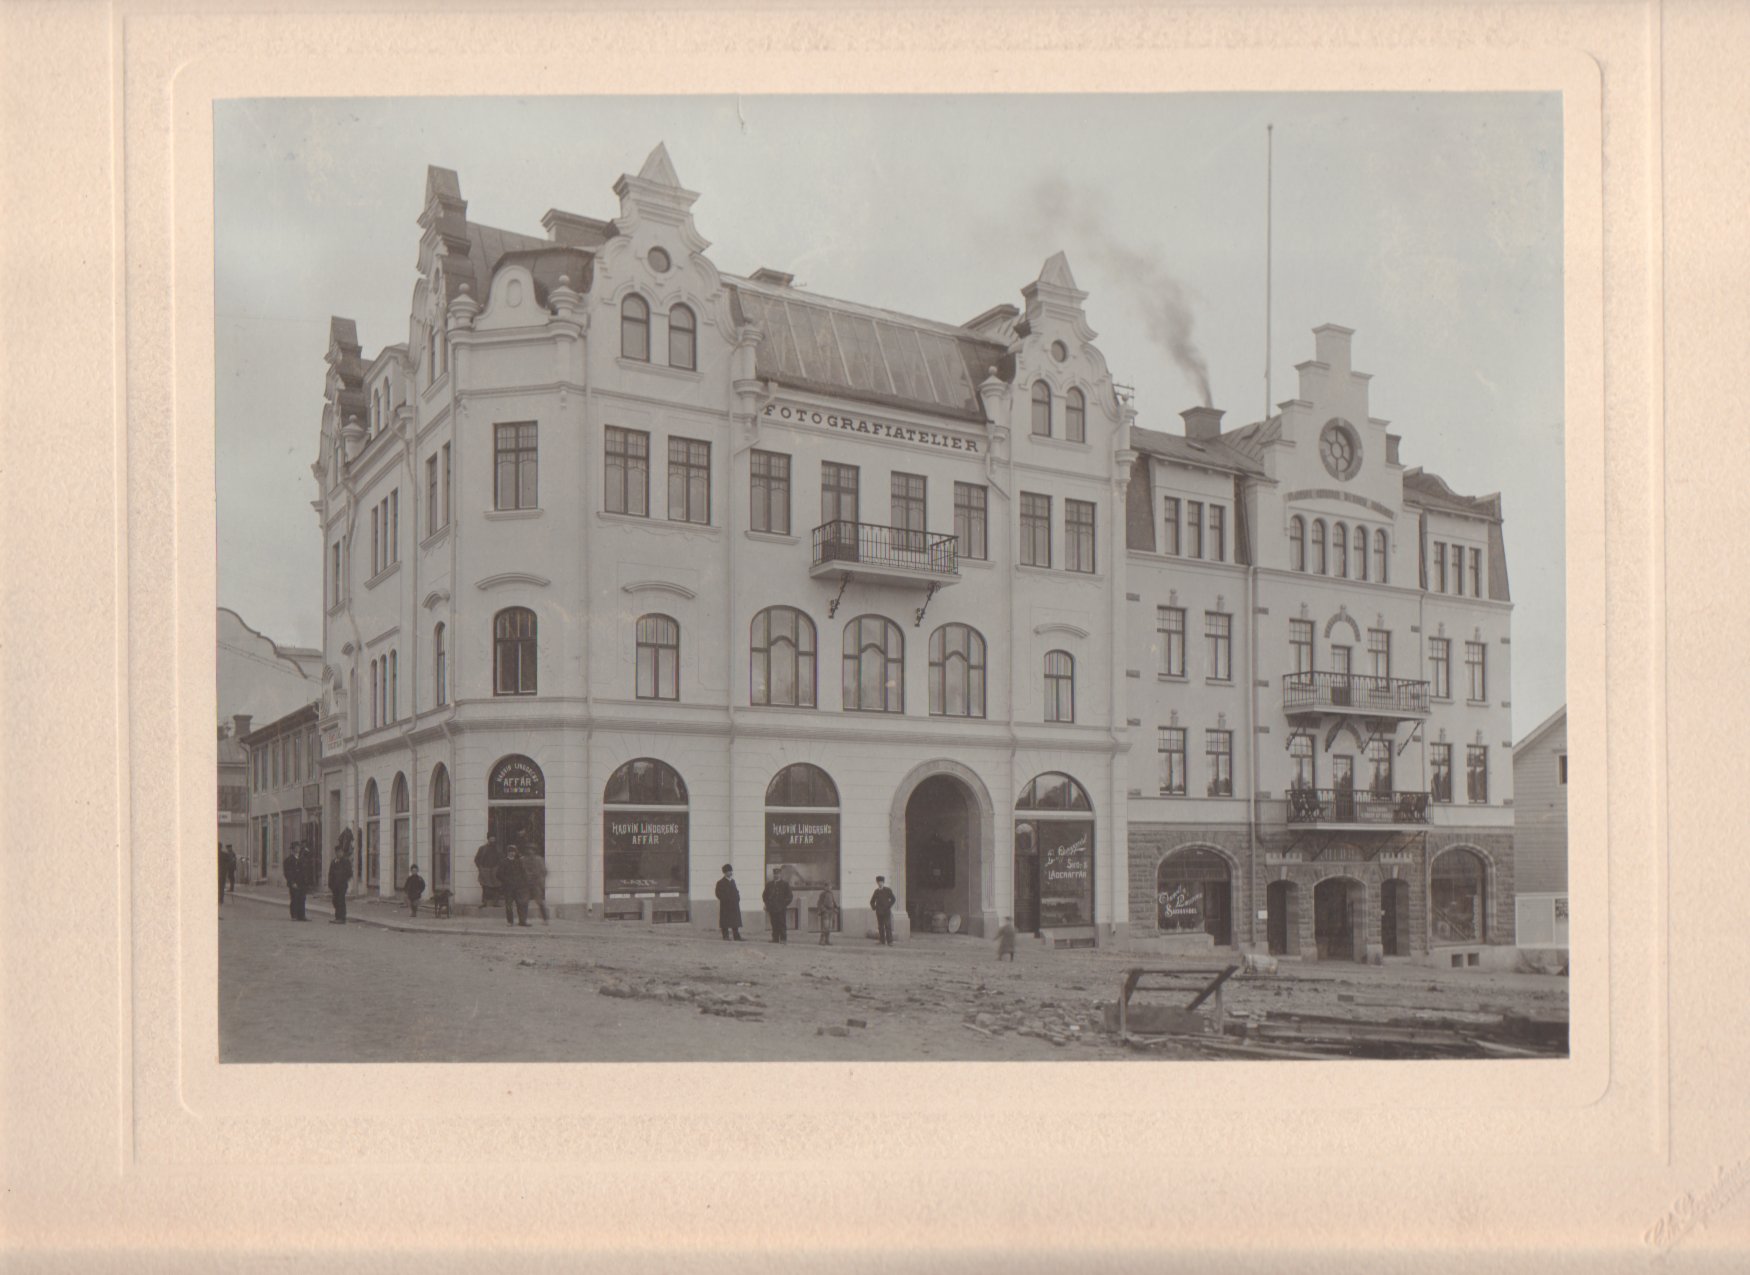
[1285, 787, 1432, 827]
[810, 520, 961, 584]
[1281, 671, 1430, 719]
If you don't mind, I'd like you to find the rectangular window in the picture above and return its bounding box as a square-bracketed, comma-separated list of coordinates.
[1430, 638, 1452, 699]
[389, 650, 398, 723]
[1187, 500, 1204, 559]
[1065, 499, 1096, 573]
[605, 426, 650, 516]
[1558, 754, 1568, 785]
[1159, 727, 1187, 796]
[1368, 628, 1391, 680]
[1206, 730, 1233, 797]
[1466, 745, 1489, 803]
[821, 462, 859, 526]
[1020, 493, 1052, 567]
[370, 505, 380, 575]
[1451, 544, 1465, 595]
[1367, 739, 1393, 796]
[1205, 611, 1232, 681]
[750, 450, 791, 535]
[495, 422, 538, 511]
[1290, 619, 1314, 683]
[953, 482, 988, 561]
[330, 541, 341, 607]
[389, 490, 399, 562]
[1469, 547, 1483, 597]
[891, 471, 926, 546]
[1157, 606, 1186, 677]
[1289, 733, 1316, 789]
[1430, 743, 1453, 803]
[667, 436, 711, 524]
[441, 443, 451, 528]
[1209, 505, 1226, 563]
[1465, 641, 1487, 701]
[1434, 542, 1447, 593]
[426, 454, 438, 535]
[1162, 497, 1180, 556]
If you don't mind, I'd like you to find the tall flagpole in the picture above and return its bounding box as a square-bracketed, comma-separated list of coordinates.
[1265, 122, 1274, 424]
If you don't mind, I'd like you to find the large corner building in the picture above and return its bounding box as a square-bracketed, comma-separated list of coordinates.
[310, 145, 1518, 959]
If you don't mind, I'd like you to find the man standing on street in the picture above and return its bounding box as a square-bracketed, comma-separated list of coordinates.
[404, 862, 426, 917]
[715, 864, 743, 941]
[217, 844, 226, 911]
[763, 870, 793, 944]
[285, 841, 309, 921]
[328, 844, 353, 924]
[475, 839, 501, 909]
[870, 876, 898, 946]
[816, 884, 838, 946]
[500, 845, 531, 927]
[523, 849, 549, 925]
[222, 845, 237, 894]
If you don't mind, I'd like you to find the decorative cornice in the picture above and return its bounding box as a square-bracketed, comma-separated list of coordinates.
[620, 579, 698, 601]
[422, 589, 452, 610]
[474, 572, 551, 591]
[1033, 622, 1091, 639]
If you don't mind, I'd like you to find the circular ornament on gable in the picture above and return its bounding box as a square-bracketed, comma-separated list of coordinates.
[1050, 340, 1068, 363]
[1319, 418, 1362, 481]
[648, 246, 671, 273]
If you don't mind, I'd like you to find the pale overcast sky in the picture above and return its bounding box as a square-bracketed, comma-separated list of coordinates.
[216, 93, 1564, 730]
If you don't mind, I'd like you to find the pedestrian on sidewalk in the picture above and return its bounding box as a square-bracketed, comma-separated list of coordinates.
[815, 884, 838, 945]
[328, 846, 353, 924]
[715, 864, 743, 941]
[500, 845, 531, 927]
[404, 863, 426, 918]
[763, 870, 793, 944]
[475, 839, 502, 908]
[523, 850, 549, 924]
[222, 845, 237, 894]
[996, 916, 1017, 962]
[870, 876, 897, 946]
[285, 842, 309, 921]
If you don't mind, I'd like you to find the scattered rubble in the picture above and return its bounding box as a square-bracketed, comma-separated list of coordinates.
[599, 976, 767, 1019]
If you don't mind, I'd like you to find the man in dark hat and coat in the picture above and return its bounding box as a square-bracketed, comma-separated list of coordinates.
[499, 845, 531, 927]
[715, 864, 743, 941]
[327, 844, 353, 924]
[762, 869, 793, 944]
[285, 841, 309, 921]
[475, 839, 501, 908]
[870, 876, 898, 946]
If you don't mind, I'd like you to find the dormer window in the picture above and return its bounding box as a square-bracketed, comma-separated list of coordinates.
[1066, 387, 1086, 443]
[1031, 381, 1052, 437]
[622, 294, 651, 362]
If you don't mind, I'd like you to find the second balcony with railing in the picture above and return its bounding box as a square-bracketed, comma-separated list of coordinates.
[1286, 787, 1432, 827]
[1281, 671, 1430, 719]
[810, 520, 961, 585]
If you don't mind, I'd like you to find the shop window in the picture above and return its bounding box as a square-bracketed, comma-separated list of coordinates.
[621, 293, 650, 361]
[635, 614, 680, 701]
[1014, 772, 1095, 932]
[750, 606, 817, 708]
[603, 758, 689, 903]
[1156, 848, 1232, 945]
[1044, 650, 1075, 723]
[765, 764, 841, 919]
[842, 615, 904, 713]
[1431, 848, 1488, 943]
[493, 607, 537, 696]
[929, 623, 987, 718]
[668, 303, 697, 371]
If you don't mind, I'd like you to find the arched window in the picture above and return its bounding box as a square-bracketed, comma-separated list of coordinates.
[1016, 771, 1093, 811]
[621, 294, 650, 362]
[1014, 771, 1095, 932]
[493, 607, 537, 696]
[1312, 519, 1328, 574]
[1431, 847, 1489, 943]
[1065, 387, 1086, 443]
[668, 303, 696, 371]
[429, 764, 451, 890]
[1031, 380, 1052, 437]
[391, 773, 410, 889]
[1334, 523, 1349, 578]
[1156, 847, 1233, 945]
[635, 614, 680, 701]
[766, 762, 839, 808]
[751, 606, 816, 708]
[842, 615, 904, 713]
[1355, 527, 1369, 580]
[604, 758, 688, 806]
[928, 623, 986, 718]
[1289, 516, 1306, 571]
[363, 778, 381, 888]
[433, 622, 447, 707]
[1374, 529, 1389, 583]
[1044, 650, 1075, 723]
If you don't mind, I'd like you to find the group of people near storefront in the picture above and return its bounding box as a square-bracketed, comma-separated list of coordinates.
[713, 864, 899, 946]
[472, 839, 548, 926]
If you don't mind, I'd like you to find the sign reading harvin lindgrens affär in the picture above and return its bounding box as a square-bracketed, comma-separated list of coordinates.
[763, 401, 984, 453]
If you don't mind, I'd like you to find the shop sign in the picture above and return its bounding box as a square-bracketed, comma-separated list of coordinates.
[765, 814, 840, 890]
[604, 811, 688, 896]
[1037, 821, 1093, 929]
[1156, 883, 1205, 932]
[763, 400, 982, 454]
[489, 755, 545, 801]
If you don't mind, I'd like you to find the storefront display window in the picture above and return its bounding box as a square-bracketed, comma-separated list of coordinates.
[603, 758, 689, 898]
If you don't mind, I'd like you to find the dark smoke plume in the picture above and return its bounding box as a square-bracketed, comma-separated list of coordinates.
[1032, 177, 1212, 408]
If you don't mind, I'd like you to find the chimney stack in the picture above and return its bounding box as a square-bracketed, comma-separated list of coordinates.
[233, 714, 252, 741]
[1180, 405, 1225, 442]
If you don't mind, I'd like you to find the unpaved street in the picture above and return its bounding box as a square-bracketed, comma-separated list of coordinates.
[219, 896, 1569, 1063]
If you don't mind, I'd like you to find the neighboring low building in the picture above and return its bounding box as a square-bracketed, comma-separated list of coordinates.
[241, 703, 323, 887]
[1512, 705, 1568, 948]
[218, 717, 250, 879]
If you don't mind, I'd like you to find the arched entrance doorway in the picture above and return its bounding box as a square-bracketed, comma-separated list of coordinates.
[765, 763, 840, 936]
[602, 758, 689, 918]
[1431, 848, 1488, 944]
[905, 775, 977, 934]
[1156, 847, 1232, 946]
[1267, 880, 1300, 956]
[1313, 876, 1366, 961]
[1380, 877, 1411, 956]
[1014, 772, 1095, 936]
[487, 754, 546, 872]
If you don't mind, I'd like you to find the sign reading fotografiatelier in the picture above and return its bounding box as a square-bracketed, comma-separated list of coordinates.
[763, 400, 983, 453]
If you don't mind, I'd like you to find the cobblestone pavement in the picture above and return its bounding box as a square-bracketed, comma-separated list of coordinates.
[218, 890, 1569, 1063]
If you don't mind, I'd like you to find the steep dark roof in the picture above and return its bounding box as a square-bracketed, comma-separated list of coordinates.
[1402, 466, 1501, 519]
[240, 701, 320, 747]
[490, 246, 596, 307]
[1130, 424, 1265, 476]
[730, 281, 1007, 423]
